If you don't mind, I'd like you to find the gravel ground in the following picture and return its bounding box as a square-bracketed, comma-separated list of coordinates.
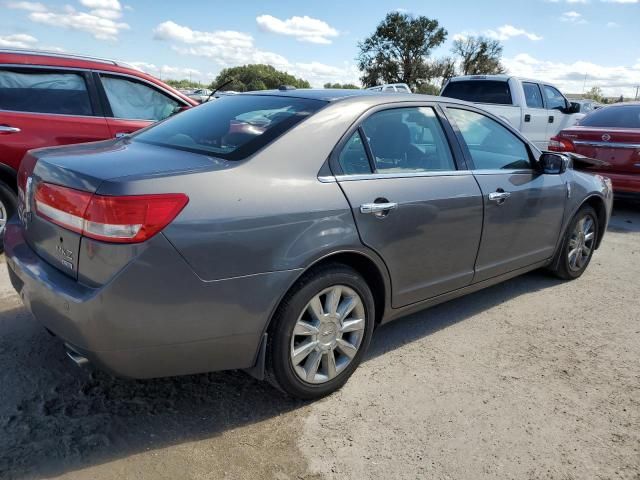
[0, 202, 638, 480]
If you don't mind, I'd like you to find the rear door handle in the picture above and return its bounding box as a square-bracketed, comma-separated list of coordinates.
[488, 191, 511, 204]
[0, 125, 21, 134]
[360, 202, 398, 214]
[524, 114, 531, 122]
[548, 115, 554, 123]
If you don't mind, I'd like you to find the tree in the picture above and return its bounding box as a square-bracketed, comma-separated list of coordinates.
[323, 82, 360, 89]
[210, 64, 310, 92]
[357, 12, 447, 90]
[164, 78, 202, 89]
[584, 86, 604, 103]
[452, 36, 506, 75]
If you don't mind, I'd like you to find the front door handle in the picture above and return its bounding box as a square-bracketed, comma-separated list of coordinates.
[360, 202, 398, 215]
[114, 132, 130, 138]
[0, 125, 21, 134]
[524, 114, 531, 122]
[488, 191, 511, 204]
[548, 115, 554, 123]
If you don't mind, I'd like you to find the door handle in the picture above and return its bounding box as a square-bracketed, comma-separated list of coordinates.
[360, 202, 398, 215]
[488, 191, 511, 204]
[524, 114, 531, 122]
[114, 132, 130, 138]
[0, 125, 21, 134]
[548, 115, 554, 123]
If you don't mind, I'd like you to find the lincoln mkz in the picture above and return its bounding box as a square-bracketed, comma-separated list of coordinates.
[5, 89, 613, 399]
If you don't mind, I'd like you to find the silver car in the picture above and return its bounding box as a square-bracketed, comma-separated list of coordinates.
[5, 89, 613, 399]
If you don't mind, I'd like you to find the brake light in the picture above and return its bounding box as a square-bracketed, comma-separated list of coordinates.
[34, 183, 188, 243]
[548, 136, 575, 152]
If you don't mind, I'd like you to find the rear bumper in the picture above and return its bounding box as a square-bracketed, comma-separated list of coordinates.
[5, 219, 299, 378]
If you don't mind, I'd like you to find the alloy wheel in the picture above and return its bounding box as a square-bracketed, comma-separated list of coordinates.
[567, 214, 596, 272]
[290, 285, 366, 384]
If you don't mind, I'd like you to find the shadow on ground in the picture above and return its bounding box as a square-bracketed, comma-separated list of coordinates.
[609, 199, 640, 233]
[0, 267, 564, 480]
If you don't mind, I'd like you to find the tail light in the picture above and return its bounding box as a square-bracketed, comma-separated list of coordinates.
[548, 136, 575, 152]
[34, 183, 188, 243]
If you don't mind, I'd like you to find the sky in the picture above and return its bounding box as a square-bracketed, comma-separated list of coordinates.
[1, 0, 639, 97]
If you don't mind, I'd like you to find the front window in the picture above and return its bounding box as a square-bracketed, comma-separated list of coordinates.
[134, 95, 326, 160]
[101, 75, 180, 121]
[448, 108, 531, 170]
[543, 85, 567, 111]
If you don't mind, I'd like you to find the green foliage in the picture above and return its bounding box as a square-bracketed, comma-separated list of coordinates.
[210, 64, 311, 91]
[164, 79, 202, 89]
[452, 36, 506, 76]
[357, 12, 447, 90]
[323, 82, 360, 89]
[584, 86, 604, 103]
[414, 83, 441, 95]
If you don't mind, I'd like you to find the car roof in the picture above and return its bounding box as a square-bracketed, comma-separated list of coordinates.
[239, 88, 469, 106]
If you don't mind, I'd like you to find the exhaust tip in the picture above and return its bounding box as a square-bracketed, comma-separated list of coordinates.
[65, 344, 90, 368]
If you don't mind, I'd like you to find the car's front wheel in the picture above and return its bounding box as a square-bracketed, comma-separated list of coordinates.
[266, 264, 375, 399]
[550, 205, 599, 280]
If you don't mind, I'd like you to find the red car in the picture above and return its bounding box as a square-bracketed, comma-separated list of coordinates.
[0, 48, 197, 244]
[549, 102, 640, 198]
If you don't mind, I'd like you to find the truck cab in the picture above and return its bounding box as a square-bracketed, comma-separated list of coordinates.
[441, 75, 580, 150]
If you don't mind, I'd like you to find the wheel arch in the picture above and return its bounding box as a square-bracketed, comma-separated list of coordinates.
[583, 194, 607, 250]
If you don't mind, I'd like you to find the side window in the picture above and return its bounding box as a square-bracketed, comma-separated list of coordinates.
[100, 75, 179, 121]
[383, 86, 395, 92]
[448, 108, 532, 170]
[543, 85, 567, 111]
[338, 131, 371, 175]
[361, 107, 456, 173]
[522, 82, 544, 109]
[0, 69, 92, 116]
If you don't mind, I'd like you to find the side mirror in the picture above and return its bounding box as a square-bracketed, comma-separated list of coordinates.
[539, 152, 569, 174]
[564, 102, 581, 114]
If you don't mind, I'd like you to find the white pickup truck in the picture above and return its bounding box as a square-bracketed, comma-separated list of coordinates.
[441, 75, 582, 150]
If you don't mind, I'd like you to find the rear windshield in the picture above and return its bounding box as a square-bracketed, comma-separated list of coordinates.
[134, 95, 326, 160]
[579, 105, 640, 128]
[441, 80, 512, 105]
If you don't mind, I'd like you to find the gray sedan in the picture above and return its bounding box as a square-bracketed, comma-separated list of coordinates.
[5, 89, 613, 399]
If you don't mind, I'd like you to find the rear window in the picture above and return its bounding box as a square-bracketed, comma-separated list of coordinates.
[134, 95, 326, 160]
[441, 80, 512, 105]
[579, 105, 640, 128]
[0, 69, 93, 116]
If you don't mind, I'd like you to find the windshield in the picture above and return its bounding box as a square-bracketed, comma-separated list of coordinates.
[579, 105, 640, 128]
[441, 80, 512, 105]
[134, 95, 326, 160]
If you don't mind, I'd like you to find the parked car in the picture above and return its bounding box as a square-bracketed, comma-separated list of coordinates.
[549, 102, 640, 198]
[0, 48, 198, 245]
[572, 99, 601, 116]
[441, 75, 581, 150]
[5, 89, 612, 399]
[366, 83, 411, 93]
[186, 88, 212, 103]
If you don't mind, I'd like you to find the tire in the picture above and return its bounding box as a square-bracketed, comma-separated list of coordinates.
[550, 205, 599, 280]
[0, 181, 18, 254]
[265, 263, 375, 400]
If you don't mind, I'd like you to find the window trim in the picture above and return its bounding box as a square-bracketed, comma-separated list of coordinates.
[327, 102, 468, 178]
[442, 104, 540, 173]
[522, 81, 545, 110]
[0, 65, 101, 117]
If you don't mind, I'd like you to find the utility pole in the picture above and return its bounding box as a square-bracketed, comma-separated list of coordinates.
[582, 72, 587, 95]
[635, 85, 639, 101]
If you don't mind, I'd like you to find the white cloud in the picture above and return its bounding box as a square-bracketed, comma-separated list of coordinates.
[456, 25, 543, 42]
[606, 21, 620, 26]
[601, 0, 638, 3]
[567, 0, 588, 3]
[129, 61, 205, 81]
[5, 1, 46, 11]
[560, 10, 588, 22]
[256, 14, 339, 44]
[503, 53, 640, 96]
[7, 0, 128, 41]
[153, 21, 357, 87]
[0, 33, 37, 48]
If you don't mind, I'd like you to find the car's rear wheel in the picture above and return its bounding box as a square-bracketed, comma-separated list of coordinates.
[550, 205, 598, 280]
[266, 264, 375, 399]
[0, 182, 18, 254]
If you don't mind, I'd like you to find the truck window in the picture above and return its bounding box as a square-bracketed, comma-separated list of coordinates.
[522, 82, 544, 109]
[441, 80, 512, 105]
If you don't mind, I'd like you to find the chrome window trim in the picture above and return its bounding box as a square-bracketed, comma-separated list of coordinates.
[471, 169, 535, 175]
[0, 108, 106, 120]
[572, 140, 640, 149]
[332, 170, 472, 182]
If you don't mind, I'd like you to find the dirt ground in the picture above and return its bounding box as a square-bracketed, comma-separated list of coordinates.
[1, 202, 638, 480]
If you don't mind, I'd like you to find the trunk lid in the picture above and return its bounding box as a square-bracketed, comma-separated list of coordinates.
[559, 126, 640, 174]
[23, 138, 224, 279]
